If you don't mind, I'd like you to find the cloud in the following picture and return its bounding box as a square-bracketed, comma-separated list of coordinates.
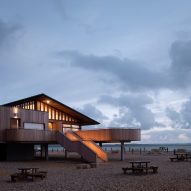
[77, 103, 108, 124]
[0, 19, 22, 48]
[0, 19, 24, 88]
[169, 40, 191, 88]
[178, 133, 189, 141]
[141, 129, 191, 144]
[97, 93, 160, 129]
[57, 50, 168, 91]
[57, 38, 191, 92]
[167, 98, 191, 129]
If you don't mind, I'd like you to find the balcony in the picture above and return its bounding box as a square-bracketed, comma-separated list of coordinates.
[5, 129, 57, 143]
[76, 128, 141, 142]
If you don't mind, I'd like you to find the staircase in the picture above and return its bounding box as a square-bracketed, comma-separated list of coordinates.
[56, 131, 108, 163]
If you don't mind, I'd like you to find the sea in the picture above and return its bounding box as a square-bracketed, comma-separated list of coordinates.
[48, 143, 191, 152]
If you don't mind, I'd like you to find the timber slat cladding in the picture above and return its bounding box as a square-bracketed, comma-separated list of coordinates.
[76, 129, 141, 142]
[0, 106, 49, 142]
[6, 129, 57, 142]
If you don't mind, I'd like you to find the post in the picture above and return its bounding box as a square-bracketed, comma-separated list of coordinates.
[65, 149, 68, 159]
[99, 142, 102, 147]
[45, 144, 49, 161]
[40, 144, 43, 158]
[121, 141, 125, 161]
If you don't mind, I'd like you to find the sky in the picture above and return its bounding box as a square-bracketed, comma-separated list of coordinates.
[1, 0, 191, 143]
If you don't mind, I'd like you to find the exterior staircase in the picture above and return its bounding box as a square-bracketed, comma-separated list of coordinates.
[56, 131, 108, 163]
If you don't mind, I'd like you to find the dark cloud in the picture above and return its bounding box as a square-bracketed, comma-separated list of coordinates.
[0, 19, 24, 88]
[57, 38, 191, 92]
[169, 40, 191, 88]
[0, 19, 22, 48]
[77, 103, 108, 125]
[57, 50, 168, 91]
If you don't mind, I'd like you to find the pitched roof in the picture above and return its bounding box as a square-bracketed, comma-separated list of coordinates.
[3, 93, 99, 126]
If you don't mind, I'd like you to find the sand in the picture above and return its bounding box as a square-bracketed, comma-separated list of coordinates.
[0, 151, 191, 191]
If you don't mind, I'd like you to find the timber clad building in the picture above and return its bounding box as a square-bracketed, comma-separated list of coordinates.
[0, 94, 140, 162]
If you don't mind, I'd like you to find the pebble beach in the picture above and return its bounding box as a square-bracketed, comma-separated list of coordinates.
[0, 151, 191, 191]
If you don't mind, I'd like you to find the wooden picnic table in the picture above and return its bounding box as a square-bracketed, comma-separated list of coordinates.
[18, 168, 33, 174]
[129, 161, 150, 174]
[11, 167, 46, 182]
[174, 153, 188, 161]
[18, 167, 39, 174]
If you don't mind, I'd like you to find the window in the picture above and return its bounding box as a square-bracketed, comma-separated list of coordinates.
[48, 122, 53, 130]
[24, 123, 44, 130]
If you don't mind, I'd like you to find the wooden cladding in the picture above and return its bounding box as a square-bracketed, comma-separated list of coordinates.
[6, 129, 57, 142]
[0, 106, 48, 131]
[77, 128, 141, 142]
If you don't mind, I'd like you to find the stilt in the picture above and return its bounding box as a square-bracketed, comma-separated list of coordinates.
[121, 141, 125, 161]
[45, 144, 49, 161]
[40, 144, 43, 158]
[65, 149, 68, 159]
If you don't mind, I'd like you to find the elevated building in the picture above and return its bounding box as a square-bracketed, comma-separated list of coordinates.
[0, 94, 140, 162]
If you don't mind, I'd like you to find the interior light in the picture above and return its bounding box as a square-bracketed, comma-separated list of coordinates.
[13, 107, 18, 118]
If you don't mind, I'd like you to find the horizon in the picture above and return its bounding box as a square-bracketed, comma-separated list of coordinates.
[1, 1, 191, 144]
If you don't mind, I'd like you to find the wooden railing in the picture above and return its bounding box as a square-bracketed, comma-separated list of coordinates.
[65, 131, 80, 141]
[83, 140, 108, 161]
[5, 129, 57, 142]
[56, 131, 80, 153]
[56, 131, 97, 163]
[76, 128, 141, 142]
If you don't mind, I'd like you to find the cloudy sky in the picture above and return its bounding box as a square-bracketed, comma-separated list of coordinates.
[1, 0, 191, 143]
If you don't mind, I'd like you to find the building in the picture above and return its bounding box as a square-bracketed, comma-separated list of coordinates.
[0, 94, 140, 162]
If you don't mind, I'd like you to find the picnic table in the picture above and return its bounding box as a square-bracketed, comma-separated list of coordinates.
[122, 161, 158, 175]
[175, 153, 188, 161]
[170, 152, 189, 162]
[129, 161, 150, 174]
[11, 167, 47, 182]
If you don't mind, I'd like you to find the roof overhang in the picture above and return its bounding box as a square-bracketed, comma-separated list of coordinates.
[3, 93, 99, 126]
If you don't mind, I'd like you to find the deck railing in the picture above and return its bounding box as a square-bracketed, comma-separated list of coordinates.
[5, 129, 57, 142]
[76, 128, 141, 142]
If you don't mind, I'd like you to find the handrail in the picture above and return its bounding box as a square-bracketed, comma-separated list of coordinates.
[76, 128, 141, 142]
[56, 131, 97, 163]
[72, 131, 108, 161]
[5, 128, 57, 142]
[65, 131, 80, 141]
[83, 140, 108, 161]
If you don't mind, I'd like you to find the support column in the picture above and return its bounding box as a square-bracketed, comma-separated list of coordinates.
[65, 149, 68, 159]
[45, 144, 49, 161]
[99, 142, 102, 147]
[40, 144, 43, 158]
[120, 141, 125, 161]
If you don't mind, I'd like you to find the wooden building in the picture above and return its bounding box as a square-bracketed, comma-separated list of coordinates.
[0, 94, 141, 162]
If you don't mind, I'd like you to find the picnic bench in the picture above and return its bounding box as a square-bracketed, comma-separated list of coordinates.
[10, 168, 47, 182]
[170, 157, 177, 162]
[149, 166, 158, 173]
[170, 152, 189, 162]
[122, 161, 158, 175]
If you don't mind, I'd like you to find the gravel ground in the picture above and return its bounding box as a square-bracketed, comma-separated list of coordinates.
[0, 152, 191, 191]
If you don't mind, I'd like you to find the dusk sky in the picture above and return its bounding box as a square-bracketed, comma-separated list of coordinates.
[1, 0, 191, 143]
